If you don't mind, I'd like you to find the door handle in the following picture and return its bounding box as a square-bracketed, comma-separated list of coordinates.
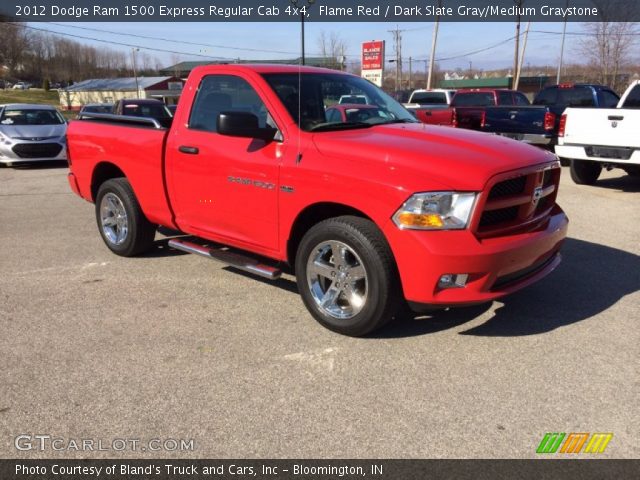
[608, 116, 624, 121]
[179, 145, 199, 155]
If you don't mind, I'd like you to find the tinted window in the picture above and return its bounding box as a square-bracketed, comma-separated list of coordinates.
[0, 109, 64, 125]
[514, 93, 531, 106]
[452, 92, 495, 107]
[497, 92, 513, 105]
[189, 75, 270, 132]
[325, 108, 342, 122]
[123, 103, 171, 119]
[82, 105, 112, 114]
[599, 90, 620, 108]
[533, 87, 557, 106]
[263, 73, 416, 132]
[410, 92, 447, 105]
[622, 85, 640, 108]
[557, 87, 595, 107]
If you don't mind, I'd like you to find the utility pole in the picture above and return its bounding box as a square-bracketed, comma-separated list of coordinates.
[557, 0, 569, 84]
[388, 25, 404, 92]
[513, 0, 524, 84]
[427, 0, 441, 90]
[514, 21, 531, 90]
[131, 47, 140, 99]
[409, 57, 413, 90]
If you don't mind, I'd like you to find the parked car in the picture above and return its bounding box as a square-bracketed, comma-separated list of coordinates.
[0, 104, 67, 166]
[338, 94, 370, 105]
[555, 80, 640, 185]
[481, 83, 620, 148]
[403, 89, 457, 123]
[12, 82, 29, 90]
[67, 64, 567, 336]
[77, 103, 114, 118]
[325, 104, 393, 123]
[113, 98, 173, 128]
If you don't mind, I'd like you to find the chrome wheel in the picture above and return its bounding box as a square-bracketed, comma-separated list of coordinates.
[100, 192, 128, 246]
[306, 240, 368, 320]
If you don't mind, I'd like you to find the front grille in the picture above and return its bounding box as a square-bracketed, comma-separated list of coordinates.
[488, 176, 527, 200]
[12, 143, 62, 159]
[479, 206, 519, 227]
[476, 166, 560, 237]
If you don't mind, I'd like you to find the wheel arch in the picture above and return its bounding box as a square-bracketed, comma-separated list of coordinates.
[91, 161, 126, 202]
[286, 202, 378, 267]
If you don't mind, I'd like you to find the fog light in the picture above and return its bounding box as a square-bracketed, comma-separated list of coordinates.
[438, 274, 469, 289]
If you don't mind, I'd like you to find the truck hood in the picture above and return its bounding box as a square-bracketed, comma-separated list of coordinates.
[0, 124, 66, 140]
[312, 123, 557, 191]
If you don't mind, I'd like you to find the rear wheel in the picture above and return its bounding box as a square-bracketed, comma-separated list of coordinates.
[295, 216, 400, 336]
[570, 159, 601, 185]
[95, 178, 156, 257]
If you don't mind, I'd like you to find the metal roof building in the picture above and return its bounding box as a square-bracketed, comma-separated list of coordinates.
[59, 76, 185, 110]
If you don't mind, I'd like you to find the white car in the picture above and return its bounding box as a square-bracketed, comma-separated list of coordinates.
[0, 104, 67, 166]
[12, 82, 29, 90]
[555, 80, 640, 184]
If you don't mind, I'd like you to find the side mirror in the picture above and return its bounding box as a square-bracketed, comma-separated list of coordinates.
[217, 111, 276, 141]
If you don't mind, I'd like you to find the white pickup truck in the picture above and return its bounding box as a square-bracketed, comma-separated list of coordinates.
[556, 81, 640, 184]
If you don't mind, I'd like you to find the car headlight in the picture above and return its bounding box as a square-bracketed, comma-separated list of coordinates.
[0, 131, 12, 145]
[392, 192, 477, 230]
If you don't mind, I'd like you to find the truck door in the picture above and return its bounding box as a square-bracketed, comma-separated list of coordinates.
[166, 74, 281, 251]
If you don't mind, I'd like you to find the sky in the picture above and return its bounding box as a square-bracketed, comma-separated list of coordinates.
[33, 21, 588, 73]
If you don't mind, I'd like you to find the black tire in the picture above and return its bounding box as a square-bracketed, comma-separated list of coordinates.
[624, 166, 640, 177]
[295, 216, 400, 336]
[95, 178, 156, 257]
[570, 159, 601, 185]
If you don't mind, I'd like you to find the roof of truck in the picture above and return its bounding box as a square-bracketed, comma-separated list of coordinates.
[191, 64, 351, 75]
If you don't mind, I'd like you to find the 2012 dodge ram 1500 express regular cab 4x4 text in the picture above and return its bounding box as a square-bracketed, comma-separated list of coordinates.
[66, 65, 568, 336]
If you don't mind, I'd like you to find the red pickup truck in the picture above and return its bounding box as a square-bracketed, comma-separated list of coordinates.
[416, 88, 531, 129]
[66, 65, 568, 336]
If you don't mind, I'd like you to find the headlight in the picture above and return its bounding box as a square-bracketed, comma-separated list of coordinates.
[392, 192, 477, 230]
[0, 131, 12, 145]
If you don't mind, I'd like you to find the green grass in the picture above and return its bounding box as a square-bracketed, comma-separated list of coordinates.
[0, 88, 75, 120]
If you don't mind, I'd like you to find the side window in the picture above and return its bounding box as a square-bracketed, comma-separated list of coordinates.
[622, 86, 640, 108]
[497, 91, 513, 105]
[514, 93, 531, 106]
[599, 90, 620, 108]
[326, 109, 341, 123]
[189, 75, 270, 133]
[533, 87, 557, 106]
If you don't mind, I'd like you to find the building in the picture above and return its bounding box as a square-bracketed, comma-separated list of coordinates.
[58, 77, 185, 110]
[159, 58, 342, 78]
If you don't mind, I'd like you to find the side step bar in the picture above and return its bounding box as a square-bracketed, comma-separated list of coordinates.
[168, 238, 281, 280]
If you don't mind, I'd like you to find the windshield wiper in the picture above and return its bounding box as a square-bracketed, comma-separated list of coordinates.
[309, 122, 373, 132]
[380, 119, 420, 125]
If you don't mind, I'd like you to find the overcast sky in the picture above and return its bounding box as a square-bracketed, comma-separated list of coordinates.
[35, 21, 587, 72]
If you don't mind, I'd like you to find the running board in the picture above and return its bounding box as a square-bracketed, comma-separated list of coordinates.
[168, 239, 281, 280]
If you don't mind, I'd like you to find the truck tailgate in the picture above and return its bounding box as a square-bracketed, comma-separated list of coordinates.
[483, 106, 549, 136]
[562, 107, 640, 149]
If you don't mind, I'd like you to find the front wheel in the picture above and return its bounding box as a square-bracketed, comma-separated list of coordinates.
[295, 216, 400, 336]
[570, 159, 601, 185]
[95, 178, 156, 257]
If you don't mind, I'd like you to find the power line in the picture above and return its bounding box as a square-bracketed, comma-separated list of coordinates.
[7, 22, 231, 60]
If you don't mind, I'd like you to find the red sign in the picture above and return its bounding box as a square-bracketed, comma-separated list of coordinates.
[361, 41, 385, 71]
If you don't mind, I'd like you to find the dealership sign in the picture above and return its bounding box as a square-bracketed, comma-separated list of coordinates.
[361, 40, 385, 87]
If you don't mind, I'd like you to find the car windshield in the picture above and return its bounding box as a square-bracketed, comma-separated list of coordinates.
[0, 109, 65, 125]
[83, 105, 112, 114]
[262, 73, 418, 132]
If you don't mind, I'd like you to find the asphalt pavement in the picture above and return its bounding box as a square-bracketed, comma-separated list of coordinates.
[1, 161, 638, 459]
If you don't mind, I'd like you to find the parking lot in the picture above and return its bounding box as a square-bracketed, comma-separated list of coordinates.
[0, 162, 638, 459]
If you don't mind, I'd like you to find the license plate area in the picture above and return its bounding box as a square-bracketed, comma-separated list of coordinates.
[585, 146, 633, 160]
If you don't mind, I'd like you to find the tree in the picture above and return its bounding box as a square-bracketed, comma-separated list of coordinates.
[317, 31, 347, 70]
[579, 21, 638, 92]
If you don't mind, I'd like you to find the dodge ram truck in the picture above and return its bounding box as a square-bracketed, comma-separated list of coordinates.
[66, 65, 568, 336]
[555, 80, 640, 185]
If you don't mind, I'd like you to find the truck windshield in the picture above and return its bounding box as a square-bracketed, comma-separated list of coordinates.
[262, 73, 417, 132]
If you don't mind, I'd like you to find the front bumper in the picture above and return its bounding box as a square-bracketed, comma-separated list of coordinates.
[384, 205, 569, 306]
[0, 140, 67, 164]
[555, 144, 640, 165]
